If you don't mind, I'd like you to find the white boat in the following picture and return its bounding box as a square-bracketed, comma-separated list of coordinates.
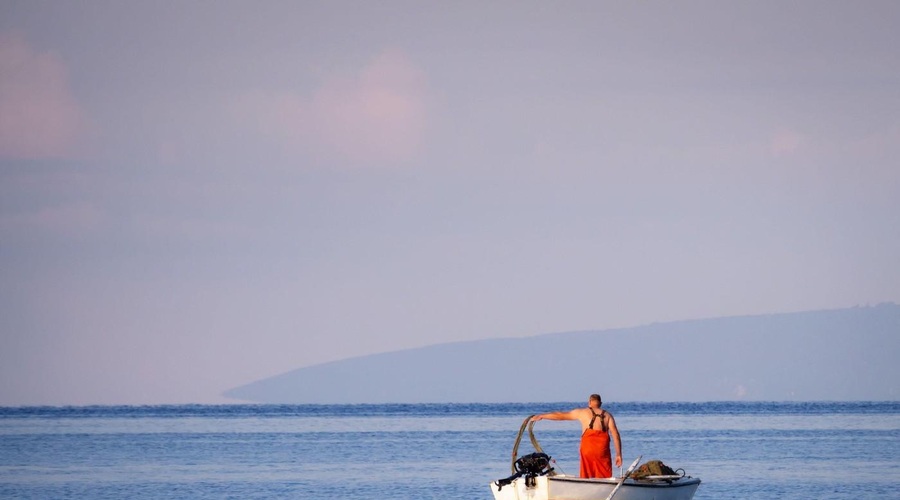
[491, 474, 702, 500]
[490, 415, 701, 500]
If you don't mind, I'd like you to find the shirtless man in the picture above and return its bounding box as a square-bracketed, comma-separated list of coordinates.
[532, 393, 622, 478]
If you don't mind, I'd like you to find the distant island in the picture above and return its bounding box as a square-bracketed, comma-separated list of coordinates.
[224, 303, 900, 403]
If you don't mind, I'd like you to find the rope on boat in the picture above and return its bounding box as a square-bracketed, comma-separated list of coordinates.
[494, 415, 555, 491]
[510, 414, 552, 473]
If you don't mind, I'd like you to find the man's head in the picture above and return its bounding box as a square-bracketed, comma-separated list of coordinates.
[589, 393, 602, 408]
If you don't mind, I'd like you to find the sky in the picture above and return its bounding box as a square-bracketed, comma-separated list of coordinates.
[1, 1, 898, 406]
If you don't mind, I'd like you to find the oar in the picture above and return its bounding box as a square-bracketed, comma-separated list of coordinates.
[604, 455, 642, 500]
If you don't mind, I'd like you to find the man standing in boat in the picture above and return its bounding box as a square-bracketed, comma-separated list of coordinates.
[532, 393, 622, 478]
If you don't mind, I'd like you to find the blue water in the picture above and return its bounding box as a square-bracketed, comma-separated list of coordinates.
[1, 402, 898, 499]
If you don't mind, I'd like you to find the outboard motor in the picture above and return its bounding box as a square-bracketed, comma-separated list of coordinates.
[494, 452, 553, 491]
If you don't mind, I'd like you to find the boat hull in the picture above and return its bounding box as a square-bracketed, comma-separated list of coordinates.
[491, 475, 701, 500]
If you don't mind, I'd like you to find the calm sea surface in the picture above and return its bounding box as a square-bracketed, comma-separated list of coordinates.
[1, 402, 898, 499]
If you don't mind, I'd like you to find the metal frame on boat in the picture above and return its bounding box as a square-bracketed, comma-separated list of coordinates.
[490, 415, 701, 500]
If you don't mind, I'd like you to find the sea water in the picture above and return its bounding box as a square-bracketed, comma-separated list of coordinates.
[1, 402, 897, 499]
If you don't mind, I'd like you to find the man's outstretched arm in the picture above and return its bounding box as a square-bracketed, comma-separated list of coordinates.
[532, 410, 578, 421]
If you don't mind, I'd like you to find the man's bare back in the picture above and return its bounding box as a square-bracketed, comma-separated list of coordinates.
[531, 395, 623, 469]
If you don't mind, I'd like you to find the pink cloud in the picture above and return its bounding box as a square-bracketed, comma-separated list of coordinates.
[769, 128, 805, 157]
[240, 49, 428, 167]
[845, 124, 900, 159]
[131, 212, 248, 242]
[0, 33, 89, 159]
[0, 201, 106, 236]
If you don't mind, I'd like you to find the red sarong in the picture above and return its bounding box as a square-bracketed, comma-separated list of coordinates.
[579, 429, 612, 478]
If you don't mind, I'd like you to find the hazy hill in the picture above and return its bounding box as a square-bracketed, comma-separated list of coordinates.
[224, 303, 900, 403]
